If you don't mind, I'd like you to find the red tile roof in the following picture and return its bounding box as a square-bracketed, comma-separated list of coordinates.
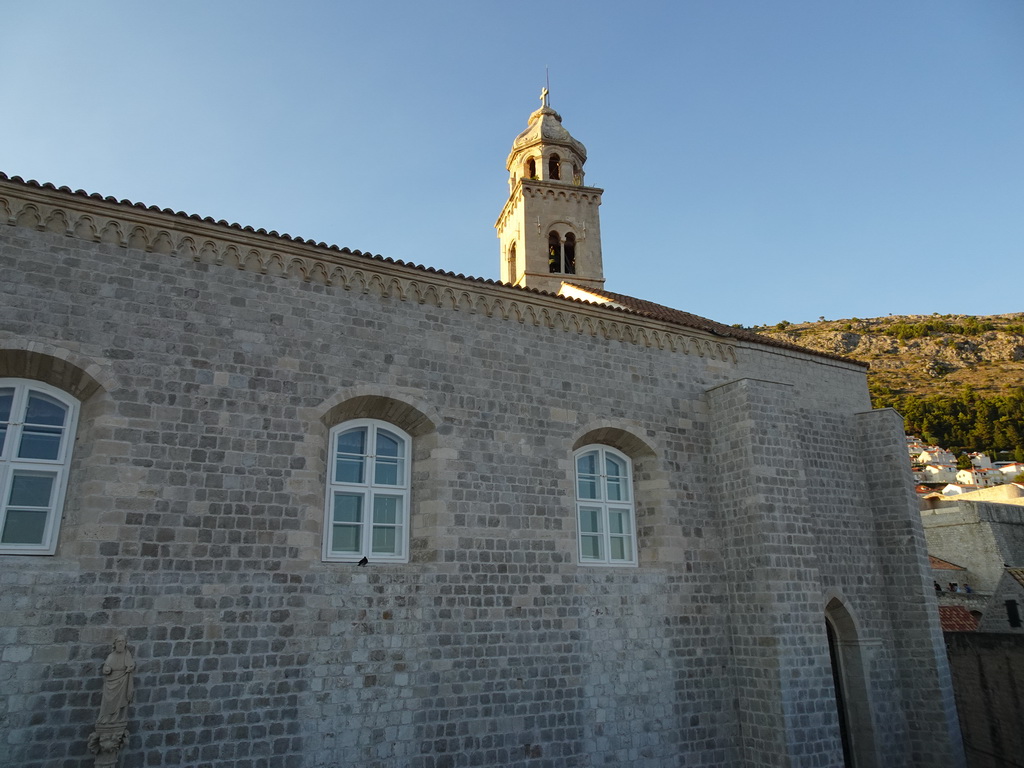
[938, 606, 979, 632]
[564, 285, 868, 367]
[930, 556, 966, 571]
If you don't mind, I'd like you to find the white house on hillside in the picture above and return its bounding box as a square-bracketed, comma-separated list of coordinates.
[969, 452, 993, 469]
[955, 468, 1004, 488]
[920, 448, 956, 465]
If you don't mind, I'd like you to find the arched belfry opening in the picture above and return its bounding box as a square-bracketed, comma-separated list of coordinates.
[548, 232, 561, 273]
[495, 89, 605, 294]
[548, 154, 560, 180]
[507, 242, 517, 285]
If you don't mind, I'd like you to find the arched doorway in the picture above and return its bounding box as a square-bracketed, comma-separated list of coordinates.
[825, 597, 878, 768]
[826, 619, 854, 767]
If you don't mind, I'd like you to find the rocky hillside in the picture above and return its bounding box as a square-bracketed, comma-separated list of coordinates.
[756, 313, 1024, 399]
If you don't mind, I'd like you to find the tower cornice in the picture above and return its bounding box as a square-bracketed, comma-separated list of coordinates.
[494, 179, 604, 231]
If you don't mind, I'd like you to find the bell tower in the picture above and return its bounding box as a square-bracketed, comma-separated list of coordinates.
[495, 90, 605, 295]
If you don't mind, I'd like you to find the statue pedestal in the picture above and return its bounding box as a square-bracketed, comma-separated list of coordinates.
[88, 722, 128, 768]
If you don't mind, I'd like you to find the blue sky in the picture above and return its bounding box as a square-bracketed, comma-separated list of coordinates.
[2, 1, 1021, 326]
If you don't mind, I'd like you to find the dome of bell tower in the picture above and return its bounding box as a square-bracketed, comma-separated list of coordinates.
[507, 104, 588, 169]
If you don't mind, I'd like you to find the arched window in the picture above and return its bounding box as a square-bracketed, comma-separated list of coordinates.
[548, 232, 562, 273]
[508, 242, 517, 284]
[526, 158, 537, 179]
[564, 233, 576, 275]
[572, 164, 581, 185]
[0, 379, 79, 555]
[549, 154, 561, 180]
[324, 419, 411, 562]
[574, 445, 637, 565]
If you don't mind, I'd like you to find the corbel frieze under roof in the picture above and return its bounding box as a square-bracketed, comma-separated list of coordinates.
[0, 177, 738, 364]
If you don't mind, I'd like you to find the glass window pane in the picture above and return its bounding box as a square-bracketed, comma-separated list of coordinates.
[605, 454, 625, 479]
[606, 477, 622, 501]
[335, 457, 364, 484]
[618, 480, 631, 502]
[606, 512, 630, 536]
[376, 430, 403, 458]
[576, 452, 597, 476]
[371, 526, 397, 554]
[373, 495, 401, 525]
[608, 510, 625, 535]
[0, 426, 6, 456]
[332, 493, 362, 523]
[331, 524, 360, 553]
[0, 388, 13, 422]
[336, 428, 366, 456]
[24, 392, 67, 427]
[1, 509, 48, 544]
[8, 473, 55, 507]
[18, 427, 63, 460]
[610, 537, 628, 561]
[374, 457, 403, 486]
[580, 534, 601, 560]
[579, 507, 601, 533]
[577, 476, 597, 499]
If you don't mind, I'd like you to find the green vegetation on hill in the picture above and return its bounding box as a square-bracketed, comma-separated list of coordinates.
[882, 316, 994, 340]
[756, 313, 1024, 456]
[870, 384, 1024, 458]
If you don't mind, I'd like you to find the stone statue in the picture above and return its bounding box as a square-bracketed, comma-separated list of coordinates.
[98, 635, 134, 723]
[88, 634, 135, 767]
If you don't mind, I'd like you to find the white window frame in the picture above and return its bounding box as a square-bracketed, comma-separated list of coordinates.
[574, 444, 638, 566]
[323, 418, 411, 563]
[0, 379, 79, 555]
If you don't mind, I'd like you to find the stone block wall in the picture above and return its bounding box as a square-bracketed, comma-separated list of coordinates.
[945, 632, 1024, 768]
[923, 503, 1024, 592]
[0, 182, 963, 767]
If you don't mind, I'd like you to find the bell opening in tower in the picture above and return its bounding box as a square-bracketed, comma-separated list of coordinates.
[548, 232, 561, 273]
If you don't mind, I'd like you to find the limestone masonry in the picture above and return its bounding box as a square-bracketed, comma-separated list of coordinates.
[0, 97, 964, 767]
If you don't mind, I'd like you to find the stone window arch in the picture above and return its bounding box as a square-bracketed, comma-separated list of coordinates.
[549, 153, 561, 180]
[0, 347, 114, 558]
[507, 242, 517, 284]
[526, 158, 537, 179]
[571, 425, 664, 565]
[318, 392, 439, 564]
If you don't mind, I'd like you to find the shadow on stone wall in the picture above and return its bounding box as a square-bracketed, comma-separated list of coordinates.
[945, 632, 1024, 768]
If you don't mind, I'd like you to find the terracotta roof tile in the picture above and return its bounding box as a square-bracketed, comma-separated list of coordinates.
[930, 556, 966, 571]
[938, 605, 979, 632]
[565, 285, 869, 366]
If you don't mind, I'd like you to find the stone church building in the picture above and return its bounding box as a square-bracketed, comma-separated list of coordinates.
[0, 95, 964, 767]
